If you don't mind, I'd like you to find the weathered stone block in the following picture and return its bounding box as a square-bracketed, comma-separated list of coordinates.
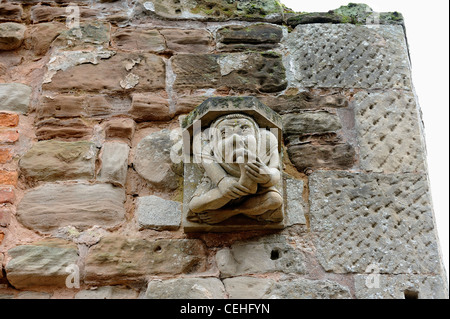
[35, 118, 93, 140]
[263, 278, 352, 299]
[145, 278, 226, 299]
[43, 51, 165, 93]
[160, 28, 212, 53]
[137, 0, 283, 22]
[223, 277, 275, 299]
[172, 52, 287, 93]
[17, 183, 126, 233]
[354, 274, 449, 299]
[217, 24, 283, 51]
[215, 235, 305, 278]
[0, 3, 23, 22]
[354, 91, 426, 173]
[5, 239, 78, 289]
[104, 118, 135, 141]
[283, 111, 342, 136]
[112, 28, 165, 52]
[0, 112, 19, 127]
[75, 286, 139, 299]
[285, 24, 412, 90]
[98, 142, 129, 187]
[129, 93, 171, 122]
[52, 22, 110, 49]
[309, 171, 442, 274]
[285, 178, 306, 226]
[224, 276, 352, 299]
[0, 22, 26, 50]
[260, 92, 349, 114]
[26, 23, 66, 56]
[133, 129, 181, 190]
[19, 140, 97, 182]
[0, 83, 32, 114]
[85, 236, 207, 284]
[15, 292, 52, 299]
[287, 143, 356, 172]
[38, 94, 120, 119]
[0, 170, 18, 186]
[31, 4, 97, 23]
[136, 195, 181, 230]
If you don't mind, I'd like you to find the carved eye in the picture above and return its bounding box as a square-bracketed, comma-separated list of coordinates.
[241, 125, 251, 132]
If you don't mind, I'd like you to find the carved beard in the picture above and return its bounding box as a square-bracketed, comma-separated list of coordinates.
[209, 114, 260, 178]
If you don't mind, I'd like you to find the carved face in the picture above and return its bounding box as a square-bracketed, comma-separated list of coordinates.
[213, 117, 258, 163]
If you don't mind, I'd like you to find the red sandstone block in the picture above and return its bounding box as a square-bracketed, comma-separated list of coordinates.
[0, 130, 19, 144]
[0, 170, 18, 186]
[0, 187, 14, 204]
[0, 207, 11, 227]
[0, 113, 19, 127]
[0, 149, 12, 164]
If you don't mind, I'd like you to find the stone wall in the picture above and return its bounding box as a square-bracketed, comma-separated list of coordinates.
[0, 0, 447, 299]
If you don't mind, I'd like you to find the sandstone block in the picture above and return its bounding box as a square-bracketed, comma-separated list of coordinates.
[17, 183, 126, 233]
[285, 24, 412, 90]
[354, 274, 449, 299]
[0, 112, 19, 127]
[31, 4, 97, 23]
[0, 187, 15, 204]
[38, 94, 118, 119]
[75, 286, 139, 299]
[0, 170, 17, 186]
[145, 278, 226, 299]
[19, 140, 97, 182]
[16, 292, 52, 299]
[160, 28, 212, 53]
[285, 178, 306, 226]
[104, 118, 135, 141]
[5, 239, 78, 289]
[283, 111, 342, 136]
[263, 278, 352, 299]
[215, 235, 305, 278]
[0, 83, 32, 114]
[0, 22, 26, 50]
[129, 93, 172, 122]
[0, 130, 19, 144]
[137, 0, 283, 22]
[43, 51, 165, 93]
[0, 3, 23, 22]
[309, 171, 442, 274]
[0, 149, 13, 164]
[52, 22, 110, 49]
[112, 28, 165, 52]
[0, 207, 11, 227]
[35, 118, 93, 140]
[85, 236, 207, 284]
[287, 143, 356, 172]
[354, 91, 426, 173]
[223, 277, 275, 299]
[98, 142, 129, 187]
[217, 24, 283, 51]
[259, 92, 349, 114]
[172, 52, 287, 93]
[136, 195, 181, 230]
[133, 129, 181, 190]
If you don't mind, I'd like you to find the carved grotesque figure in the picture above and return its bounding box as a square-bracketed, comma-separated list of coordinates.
[188, 113, 283, 224]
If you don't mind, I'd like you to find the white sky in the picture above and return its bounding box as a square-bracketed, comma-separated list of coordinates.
[280, 0, 449, 284]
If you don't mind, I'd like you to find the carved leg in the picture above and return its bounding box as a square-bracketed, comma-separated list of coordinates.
[197, 191, 283, 224]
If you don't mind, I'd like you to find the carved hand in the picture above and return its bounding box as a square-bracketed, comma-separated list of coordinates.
[244, 158, 272, 185]
[218, 177, 252, 200]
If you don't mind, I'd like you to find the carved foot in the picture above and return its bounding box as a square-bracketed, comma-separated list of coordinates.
[196, 210, 239, 224]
